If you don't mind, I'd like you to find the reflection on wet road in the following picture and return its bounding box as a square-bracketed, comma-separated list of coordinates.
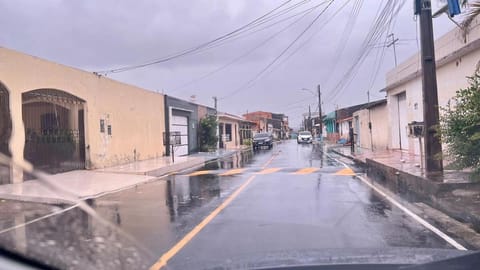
[0, 140, 459, 269]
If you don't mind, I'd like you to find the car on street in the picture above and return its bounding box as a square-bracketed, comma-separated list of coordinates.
[297, 131, 313, 144]
[252, 132, 273, 150]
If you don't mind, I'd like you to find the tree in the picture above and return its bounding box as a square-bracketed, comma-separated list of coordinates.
[199, 115, 218, 152]
[440, 73, 480, 174]
[462, 0, 480, 30]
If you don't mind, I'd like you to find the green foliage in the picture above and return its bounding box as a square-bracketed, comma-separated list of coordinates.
[199, 115, 218, 152]
[440, 73, 480, 174]
[243, 138, 252, 146]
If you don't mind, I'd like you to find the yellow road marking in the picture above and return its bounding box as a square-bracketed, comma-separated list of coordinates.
[149, 175, 256, 270]
[150, 149, 281, 270]
[219, 168, 245, 176]
[261, 153, 278, 169]
[187, 170, 212, 176]
[334, 168, 356, 176]
[292, 167, 319, 175]
[255, 168, 281, 175]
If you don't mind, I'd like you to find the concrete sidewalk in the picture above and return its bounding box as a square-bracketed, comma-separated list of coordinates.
[329, 144, 480, 248]
[0, 147, 248, 205]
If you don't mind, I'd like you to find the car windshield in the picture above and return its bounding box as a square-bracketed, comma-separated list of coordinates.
[254, 133, 270, 138]
[1, 1, 478, 270]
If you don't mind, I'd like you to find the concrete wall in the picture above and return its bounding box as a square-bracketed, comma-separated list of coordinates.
[0, 47, 166, 176]
[353, 104, 389, 150]
[385, 19, 480, 156]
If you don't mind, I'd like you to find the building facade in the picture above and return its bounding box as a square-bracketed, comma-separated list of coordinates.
[0, 47, 166, 183]
[243, 111, 272, 133]
[164, 95, 215, 158]
[385, 19, 480, 155]
[218, 113, 253, 149]
[323, 111, 337, 142]
[352, 99, 388, 150]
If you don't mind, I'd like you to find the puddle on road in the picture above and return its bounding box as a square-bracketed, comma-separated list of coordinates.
[202, 149, 254, 171]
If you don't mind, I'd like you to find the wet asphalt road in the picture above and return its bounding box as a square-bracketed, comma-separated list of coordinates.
[0, 140, 459, 269]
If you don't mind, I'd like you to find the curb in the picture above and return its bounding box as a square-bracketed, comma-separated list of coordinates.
[338, 149, 480, 248]
[329, 147, 366, 166]
[0, 193, 75, 205]
[0, 148, 251, 205]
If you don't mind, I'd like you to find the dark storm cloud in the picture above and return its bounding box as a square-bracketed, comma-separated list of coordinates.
[0, 0, 455, 128]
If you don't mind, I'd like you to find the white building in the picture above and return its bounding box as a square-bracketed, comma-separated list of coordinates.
[385, 18, 480, 156]
[352, 99, 389, 151]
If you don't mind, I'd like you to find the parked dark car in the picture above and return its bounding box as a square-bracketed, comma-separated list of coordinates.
[253, 132, 273, 150]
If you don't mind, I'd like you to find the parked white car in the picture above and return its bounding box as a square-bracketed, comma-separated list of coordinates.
[297, 131, 313, 144]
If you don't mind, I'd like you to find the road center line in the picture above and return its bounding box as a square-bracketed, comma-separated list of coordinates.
[150, 152, 279, 270]
[325, 151, 467, 251]
[261, 151, 279, 169]
[149, 175, 256, 270]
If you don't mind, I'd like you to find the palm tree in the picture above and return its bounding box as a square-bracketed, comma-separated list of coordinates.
[462, 0, 480, 29]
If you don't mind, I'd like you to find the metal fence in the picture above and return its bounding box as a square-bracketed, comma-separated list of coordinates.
[22, 89, 86, 174]
[24, 128, 85, 174]
[0, 86, 12, 184]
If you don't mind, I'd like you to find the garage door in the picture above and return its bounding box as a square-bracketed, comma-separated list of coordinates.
[170, 115, 188, 157]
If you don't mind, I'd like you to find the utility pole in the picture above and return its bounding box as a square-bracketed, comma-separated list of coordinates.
[317, 85, 323, 139]
[387, 33, 399, 67]
[308, 105, 311, 133]
[213, 96, 219, 150]
[418, 0, 443, 173]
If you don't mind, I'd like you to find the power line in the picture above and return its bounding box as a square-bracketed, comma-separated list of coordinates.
[187, 0, 318, 56]
[96, 0, 311, 74]
[322, 0, 364, 86]
[170, 1, 326, 93]
[326, 0, 406, 103]
[184, 1, 319, 56]
[219, 0, 335, 100]
[261, 0, 354, 77]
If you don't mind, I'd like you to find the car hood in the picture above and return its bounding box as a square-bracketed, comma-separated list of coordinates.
[169, 248, 472, 270]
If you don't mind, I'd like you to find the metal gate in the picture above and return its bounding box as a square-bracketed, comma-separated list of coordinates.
[0, 84, 12, 184]
[22, 89, 86, 174]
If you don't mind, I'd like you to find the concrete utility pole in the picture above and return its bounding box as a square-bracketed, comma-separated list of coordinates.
[213, 96, 219, 150]
[317, 85, 323, 138]
[418, 0, 443, 172]
[387, 33, 399, 67]
[308, 105, 311, 132]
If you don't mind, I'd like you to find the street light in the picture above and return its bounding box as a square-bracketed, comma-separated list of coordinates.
[300, 88, 316, 96]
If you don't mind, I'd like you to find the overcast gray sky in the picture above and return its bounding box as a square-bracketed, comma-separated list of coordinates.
[0, 0, 457, 128]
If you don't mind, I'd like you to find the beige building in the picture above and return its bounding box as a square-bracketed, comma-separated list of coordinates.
[0, 47, 166, 183]
[385, 18, 480, 156]
[352, 99, 389, 151]
[218, 113, 253, 149]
